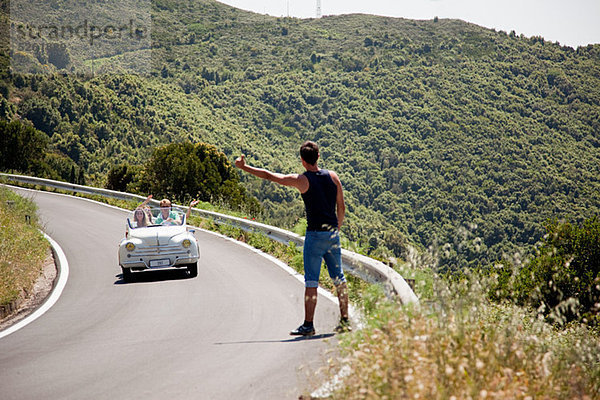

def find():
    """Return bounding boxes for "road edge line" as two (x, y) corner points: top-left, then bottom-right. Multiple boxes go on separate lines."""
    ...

(0, 232), (69, 340)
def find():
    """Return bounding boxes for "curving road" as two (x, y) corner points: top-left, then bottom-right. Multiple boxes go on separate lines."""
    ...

(0, 188), (340, 399)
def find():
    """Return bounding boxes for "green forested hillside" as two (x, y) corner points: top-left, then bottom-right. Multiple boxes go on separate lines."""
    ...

(2, 0), (600, 268)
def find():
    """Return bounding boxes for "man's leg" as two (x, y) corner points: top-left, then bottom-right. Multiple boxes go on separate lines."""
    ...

(323, 232), (347, 319)
(335, 282), (349, 320)
(290, 287), (318, 336)
(304, 287), (318, 323)
(323, 231), (351, 332)
(302, 232), (322, 325)
(290, 232), (323, 336)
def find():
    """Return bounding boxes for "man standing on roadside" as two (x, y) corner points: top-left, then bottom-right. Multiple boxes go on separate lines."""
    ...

(235, 141), (350, 336)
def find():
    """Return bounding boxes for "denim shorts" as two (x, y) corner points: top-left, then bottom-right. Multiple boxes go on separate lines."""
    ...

(303, 230), (346, 288)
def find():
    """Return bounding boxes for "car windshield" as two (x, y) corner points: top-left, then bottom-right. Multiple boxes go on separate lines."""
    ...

(128, 207), (185, 229)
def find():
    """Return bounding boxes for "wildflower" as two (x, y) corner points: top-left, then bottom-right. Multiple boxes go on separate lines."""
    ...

(541, 351), (552, 377)
(515, 349), (524, 359)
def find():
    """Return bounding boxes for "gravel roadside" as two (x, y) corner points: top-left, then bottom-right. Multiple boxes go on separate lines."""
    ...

(0, 250), (57, 331)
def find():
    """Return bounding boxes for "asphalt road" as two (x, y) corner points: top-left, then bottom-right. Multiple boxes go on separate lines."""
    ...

(0, 188), (340, 399)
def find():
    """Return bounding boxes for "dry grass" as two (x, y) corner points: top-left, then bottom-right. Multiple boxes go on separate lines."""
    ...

(0, 187), (49, 307)
(323, 271), (600, 399)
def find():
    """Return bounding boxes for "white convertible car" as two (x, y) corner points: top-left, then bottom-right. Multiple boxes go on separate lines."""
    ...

(118, 207), (199, 281)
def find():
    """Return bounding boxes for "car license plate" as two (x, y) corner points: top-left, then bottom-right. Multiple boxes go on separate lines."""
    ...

(149, 259), (170, 268)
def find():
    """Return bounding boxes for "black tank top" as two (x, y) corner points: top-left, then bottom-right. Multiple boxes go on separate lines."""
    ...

(301, 169), (338, 231)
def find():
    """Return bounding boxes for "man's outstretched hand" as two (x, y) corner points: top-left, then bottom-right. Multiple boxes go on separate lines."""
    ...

(235, 155), (246, 169)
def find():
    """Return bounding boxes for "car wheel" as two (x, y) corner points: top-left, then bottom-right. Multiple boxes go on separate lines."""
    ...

(122, 267), (133, 282)
(187, 262), (198, 278)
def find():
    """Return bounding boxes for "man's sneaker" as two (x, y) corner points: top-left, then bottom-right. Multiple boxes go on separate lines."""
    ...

(290, 324), (315, 336)
(334, 318), (352, 333)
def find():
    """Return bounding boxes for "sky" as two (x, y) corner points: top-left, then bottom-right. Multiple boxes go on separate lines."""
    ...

(217, 0), (600, 48)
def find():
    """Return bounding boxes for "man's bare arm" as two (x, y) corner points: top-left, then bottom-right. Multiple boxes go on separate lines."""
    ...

(235, 155), (309, 192)
(330, 171), (346, 229)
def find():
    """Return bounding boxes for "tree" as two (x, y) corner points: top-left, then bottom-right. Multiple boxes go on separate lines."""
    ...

(509, 217), (600, 326)
(0, 120), (48, 173)
(106, 163), (140, 192)
(38, 151), (80, 182)
(21, 97), (61, 136)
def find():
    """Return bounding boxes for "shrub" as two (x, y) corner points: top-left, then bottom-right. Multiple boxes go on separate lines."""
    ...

(507, 217), (600, 326)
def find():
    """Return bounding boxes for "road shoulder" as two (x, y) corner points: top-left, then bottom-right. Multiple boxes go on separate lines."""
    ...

(0, 250), (56, 330)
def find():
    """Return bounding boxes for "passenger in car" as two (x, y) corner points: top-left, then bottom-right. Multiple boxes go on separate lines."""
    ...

(133, 207), (150, 228)
(155, 198), (181, 225)
(138, 194), (154, 222)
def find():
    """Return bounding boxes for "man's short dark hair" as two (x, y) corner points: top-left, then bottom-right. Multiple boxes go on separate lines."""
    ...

(300, 141), (319, 165)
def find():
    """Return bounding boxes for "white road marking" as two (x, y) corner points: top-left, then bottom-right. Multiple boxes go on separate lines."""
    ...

(0, 232), (69, 340)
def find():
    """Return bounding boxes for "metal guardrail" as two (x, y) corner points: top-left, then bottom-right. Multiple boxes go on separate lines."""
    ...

(1, 173), (419, 305)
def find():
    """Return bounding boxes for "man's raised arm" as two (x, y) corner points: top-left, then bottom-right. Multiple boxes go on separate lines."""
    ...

(235, 155), (308, 192)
